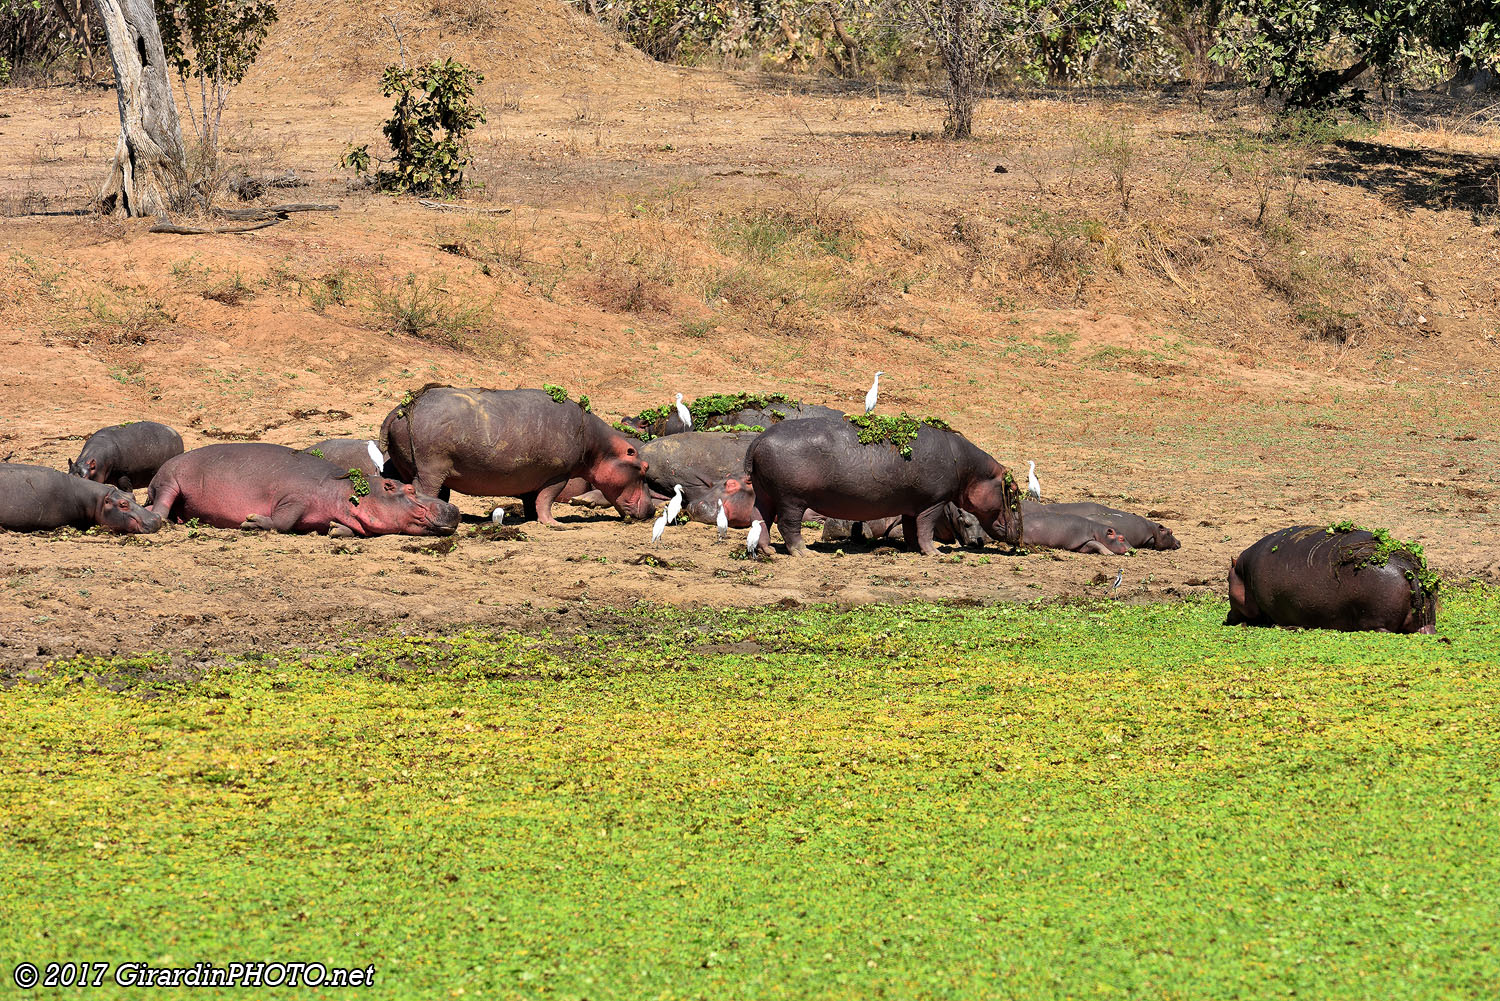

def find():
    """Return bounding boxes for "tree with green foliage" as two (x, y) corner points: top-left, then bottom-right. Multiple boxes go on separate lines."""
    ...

(1214, 0), (1499, 110)
(157, 0), (278, 185)
(341, 58), (487, 196)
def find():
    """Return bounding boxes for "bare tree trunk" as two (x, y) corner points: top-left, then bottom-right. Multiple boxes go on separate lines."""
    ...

(93, 0), (188, 216)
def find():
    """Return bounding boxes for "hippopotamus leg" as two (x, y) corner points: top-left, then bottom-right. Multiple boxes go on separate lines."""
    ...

(778, 501), (811, 556)
(241, 497), (309, 532)
(1225, 556), (1258, 625)
(534, 479), (571, 526)
(911, 502), (952, 555)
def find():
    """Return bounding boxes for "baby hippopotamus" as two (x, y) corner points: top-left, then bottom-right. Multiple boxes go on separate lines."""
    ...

(1227, 525), (1437, 633)
(147, 443), (459, 536)
(1, 463), (162, 533)
(1021, 508), (1131, 554)
(70, 420), (184, 491)
(1029, 501), (1180, 550)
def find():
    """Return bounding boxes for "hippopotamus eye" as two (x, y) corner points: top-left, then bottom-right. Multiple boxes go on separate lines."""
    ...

(626, 447), (636, 456)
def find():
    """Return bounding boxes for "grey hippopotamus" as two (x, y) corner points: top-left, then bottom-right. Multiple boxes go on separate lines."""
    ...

(1021, 508), (1131, 554)
(1227, 525), (1437, 633)
(1031, 501), (1180, 550)
(1, 463), (163, 533)
(300, 438), (389, 480)
(745, 417), (1023, 556)
(382, 386), (652, 524)
(147, 443), (459, 536)
(618, 394), (844, 440)
(640, 431), (760, 525)
(69, 420), (184, 491)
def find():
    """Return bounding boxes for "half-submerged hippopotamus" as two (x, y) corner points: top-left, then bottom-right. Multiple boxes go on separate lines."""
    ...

(1032, 501), (1180, 550)
(1, 463), (163, 533)
(147, 443), (459, 536)
(1227, 524), (1437, 633)
(639, 431), (761, 526)
(1021, 508), (1131, 554)
(69, 420), (184, 491)
(300, 439), (389, 479)
(617, 394), (845, 440)
(744, 417), (1023, 556)
(382, 386), (651, 524)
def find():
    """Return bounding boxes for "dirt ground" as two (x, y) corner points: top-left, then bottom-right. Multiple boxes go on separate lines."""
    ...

(0, 1), (1496, 665)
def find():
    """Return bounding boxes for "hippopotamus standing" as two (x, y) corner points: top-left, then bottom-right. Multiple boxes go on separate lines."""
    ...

(1031, 501), (1180, 550)
(618, 395), (845, 440)
(300, 439), (389, 480)
(382, 386), (651, 524)
(69, 421), (184, 491)
(1227, 525), (1437, 633)
(147, 443), (459, 536)
(1021, 508), (1131, 554)
(744, 417), (1023, 556)
(1, 463), (162, 533)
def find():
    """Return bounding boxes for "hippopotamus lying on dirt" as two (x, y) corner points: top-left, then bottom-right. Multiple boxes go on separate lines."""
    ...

(745, 417), (1023, 556)
(382, 386), (651, 524)
(1021, 508), (1131, 554)
(1, 463), (163, 533)
(823, 504), (987, 547)
(69, 421), (184, 491)
(300, 439), (388, 479)
(1227, 525), (1437, 633)
(618, 395), (845, 439)
(147, 443), (459, 536)
(1031, 501), (1180, 550)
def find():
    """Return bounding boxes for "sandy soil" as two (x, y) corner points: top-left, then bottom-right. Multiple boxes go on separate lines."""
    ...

(0, 1), (1496, 664)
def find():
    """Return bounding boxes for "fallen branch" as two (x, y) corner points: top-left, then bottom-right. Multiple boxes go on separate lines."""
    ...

(148, 203), (340, 235)
(418, 199), (511, 215)
(149, 217), (285, 235)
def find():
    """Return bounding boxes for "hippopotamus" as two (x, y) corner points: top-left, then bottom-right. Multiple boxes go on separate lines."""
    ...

(1021, 508), (1131, 554)
(300, 439), (389, 479)
(745, 417), (1023, 556)
(1030, 501), (1180, 550)
(637, 431), (761, 525)
(1227, 525), (1437, 633)
(824, 504), (987, 547)
(1, 463), (163, 533)
(618, 395), (845, 440)
(382, 386), (651, 524)
(69, 420), (184, 491)
(147, 443), (459, 536)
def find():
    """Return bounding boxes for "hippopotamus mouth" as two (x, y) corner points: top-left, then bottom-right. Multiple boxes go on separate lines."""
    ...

(421, 501), (461, 536)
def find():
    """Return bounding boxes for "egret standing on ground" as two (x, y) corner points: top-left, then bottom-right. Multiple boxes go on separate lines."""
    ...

(746, 519), (764, 557)
(715, 498), (729, 542)
(864, 372), (883, 414)
(651, 508), (669, 546)
(675, 393), (693, 429)
(491, 507), (505, 525)
(665, 484), (684, 524)
(1027, 460), (1042, 502)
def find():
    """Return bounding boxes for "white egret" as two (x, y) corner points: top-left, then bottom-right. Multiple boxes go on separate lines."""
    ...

(715, 498), (729, 542)
(665, 484), (684, 523)
(864, 372), (883, 414)
(675, 393), (692, 428)
(746, 519), (764, 557)
(366, 440), (384, 472)
(491, 507), (505, 525)
(651, 508), (669, 545)
(1027, 460), (1042, 502)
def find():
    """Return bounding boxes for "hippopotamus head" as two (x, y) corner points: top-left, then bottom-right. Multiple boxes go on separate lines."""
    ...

(354, 478), (461, 536)
(95, 485), (163, 534)
(962, 466), (1024, 545)
(614, 416), (651, 439)
(687, 476), (756, 528)
(69, 456), (102, 482)
(1098, 525), (1132, 555)
(589, 437), (652, 520)
(1152, 523), (1181, 550)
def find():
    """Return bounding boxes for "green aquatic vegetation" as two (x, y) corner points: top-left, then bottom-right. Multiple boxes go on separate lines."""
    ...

(1326, 520), (1439, 595)
(631, 392), (799, 432)
(542, 384), (590, 412)
(5, 591), (1499, 999)
(699, 423), (764, 434)
(846, 412), (956, 458)
(344, 468), (371, 504)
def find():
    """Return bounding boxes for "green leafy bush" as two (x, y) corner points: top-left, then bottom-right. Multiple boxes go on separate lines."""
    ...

(342, 59), (486, 196)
